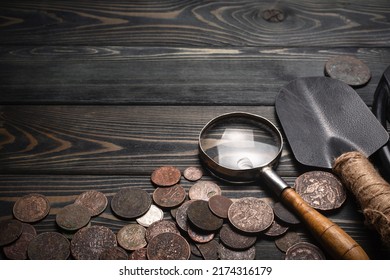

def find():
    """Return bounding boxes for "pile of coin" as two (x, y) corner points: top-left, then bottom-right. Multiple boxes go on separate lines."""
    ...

(0, 166), (347, 260)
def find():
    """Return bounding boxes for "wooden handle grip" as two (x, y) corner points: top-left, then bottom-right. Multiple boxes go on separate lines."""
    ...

(280, 188), (369, 260)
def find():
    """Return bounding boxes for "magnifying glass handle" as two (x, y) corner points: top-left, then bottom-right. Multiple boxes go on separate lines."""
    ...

(280, 187), (369, 260)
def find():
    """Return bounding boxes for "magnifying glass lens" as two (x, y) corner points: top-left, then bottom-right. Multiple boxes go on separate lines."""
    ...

(199, 116), (281, 170)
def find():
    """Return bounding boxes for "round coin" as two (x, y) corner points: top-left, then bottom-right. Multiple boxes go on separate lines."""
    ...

(13, 193), (50, 223)
(219, 224), (257, 250)
(117, 224), (147, 251)
(218, 243), (256, 260)
(183, 166), (203, 181)
(147, 232), (190, 260)
(208, 195), (233, 219)
(294, 171), (347, 211)
(188, 181), (221, 201)
(111, 187), (152, 219)
(187, 200), (223, 231)
(56, 204), (91, 231)
(145, 220), (180, 242)
(285, 242), (326, 260)
(136, 204), (164, 227)
(273, 202), (300, 225)
(99, 246), (128, 260)
(151, 166), (181, 187)
(153, 184), (186, 208)
(187, 225), (215, 243)
(74, 190), (108, 216)
(28, 232), (70, 260)
(129, 248), (148, 260)
(324, 55), (371, 86)
(71, 226), (117, 260)
(196, 240), (219, 260)
(3, 223), (37, 260)
(228, 197), (274, 233)
(175, 200), (194, 232)
(275, 231), (301, 253)
(263, 219), (289, 237)
(0, 219), (23, 246)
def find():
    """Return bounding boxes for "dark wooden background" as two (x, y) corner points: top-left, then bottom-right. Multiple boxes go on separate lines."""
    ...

(1, 0), (390, 260)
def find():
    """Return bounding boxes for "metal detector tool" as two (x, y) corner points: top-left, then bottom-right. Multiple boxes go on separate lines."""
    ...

(199, 112), (369, 260)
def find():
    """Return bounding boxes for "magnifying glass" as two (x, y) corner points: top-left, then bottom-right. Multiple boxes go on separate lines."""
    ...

(199, 112), (369, 260)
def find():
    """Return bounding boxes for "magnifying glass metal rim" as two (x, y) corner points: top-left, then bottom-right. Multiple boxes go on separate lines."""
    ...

(198, 111), (284, 184)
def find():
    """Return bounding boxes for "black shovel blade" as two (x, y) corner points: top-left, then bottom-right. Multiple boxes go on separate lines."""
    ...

(275, 77), (389, 169)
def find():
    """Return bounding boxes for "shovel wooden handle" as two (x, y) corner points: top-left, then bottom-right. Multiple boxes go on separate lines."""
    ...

(280, 187), (369, 260)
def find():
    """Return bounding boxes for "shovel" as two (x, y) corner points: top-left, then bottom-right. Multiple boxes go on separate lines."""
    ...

(275, 77), (390, 249)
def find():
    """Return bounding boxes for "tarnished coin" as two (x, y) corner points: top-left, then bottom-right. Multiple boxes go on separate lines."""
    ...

(189, 181), (221, 201)
(273, 202), (300, 225)
(0, 219), (23, 246)
(187, 200), (223, 231)
(218, 243), (256, 260)
(99, 246), (128, 260)
(275, 231), (301, 252)
(117, 224), (147, 251)
(263, 219), (289, 237)
(228, 197), (274, 233)
(325, 55), (371, 86)
(285, 242), (325, 260)
(28, 232), (70, 260)
(136, 204), (164, 227)
(147, 232), (190, 260)
(3, 223), (37, 260)
(129, 248), (148, 260)
(190, 242), (202, 257)
(145, 220), (180, 242)
(183, 166), (203, 181)
(111, 187), (152, 219)
(71, 226), (117, 260)
(153, 184), (186, 208)
(175, 200), (194, 232)
(208, 195), (233, 219)
(187, 225), (215, 243)
(151, 166), (181, 187)
(219, 224), (257, 250)
(13, 193), (50, 223)
(74, 190), (108, 216)
(56, 204), (91, 231)
(196, 239), (219, 260)
(294, 171), (347, 211)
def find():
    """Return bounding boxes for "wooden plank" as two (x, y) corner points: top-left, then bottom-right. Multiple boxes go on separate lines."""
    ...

(0, 0), (389, 47)
(0, 174), (388, 259)
(0, 46), (389, 105)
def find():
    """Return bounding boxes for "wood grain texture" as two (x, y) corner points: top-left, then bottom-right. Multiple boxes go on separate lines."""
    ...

(0, 0), (389, 47)
(1, 46), (389, 105)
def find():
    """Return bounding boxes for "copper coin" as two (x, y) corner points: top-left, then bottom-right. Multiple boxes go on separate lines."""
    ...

(187, 200), (223, 231)
(275, 231), (301, 252)
(183, 166), (203, 181)
(136, 204), (164, 227)
(218, 243), (256, 260)
(219, 224), (257, 250)
(99, 246), (128, 260)
(187, 225), (215, 243)
(273, 202), (300, 225)
(175, 200), (194, 232)
(263, 219), (289, 237)
(188, 181), (221, 201)
(60, 221), (91, 240)
(56, 204), (91, 231)
(228, 197), (274, 233)
(208, 195), (233, 218)
(196, 239), (219, 260)
(111, 187), (152, 219)
(190, 242), (202, 257)
(147, 232), (190, 260)
(153, 184), (186, 208)
(151, 166), (181, 187)
(294, 171), (347, 211)
(74, 190), (108, 216)
(285, 242), (325, 260)
(117, 224), (147, 251)
(71, 225), (117, 260)
(325, 55), (371, 86)
(3, 223), (37, 260)
(13, 193), (50, 223)
(145, 219), (180, 242)
(0, 219), (23, 246)
(28, 232), (70, 260)
(129, 248), (148, 260)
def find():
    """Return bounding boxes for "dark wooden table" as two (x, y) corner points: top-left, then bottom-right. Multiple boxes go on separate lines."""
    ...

(1, 0), (390, 260)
